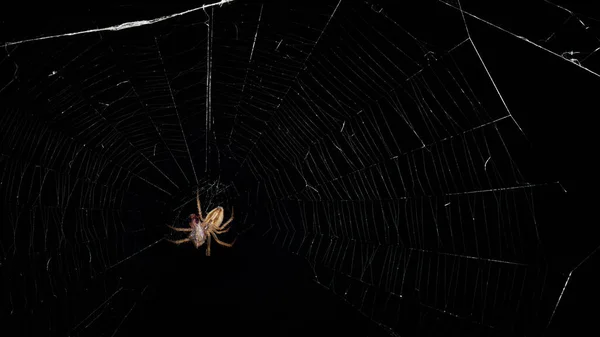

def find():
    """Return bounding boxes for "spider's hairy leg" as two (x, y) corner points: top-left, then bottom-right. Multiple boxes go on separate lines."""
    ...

(215, 226), (230, 234)
(167, 225), (192, 232)
(205, 235), (212, 256)
(210, 232), (236, 247)
(167, 238), (191, 245)
(196, 188), (205, 221)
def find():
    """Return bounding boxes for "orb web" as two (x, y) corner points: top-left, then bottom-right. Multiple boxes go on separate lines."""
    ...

(1, 1), (598, 336)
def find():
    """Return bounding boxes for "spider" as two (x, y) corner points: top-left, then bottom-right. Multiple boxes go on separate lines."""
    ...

(167, 189), (235, 256)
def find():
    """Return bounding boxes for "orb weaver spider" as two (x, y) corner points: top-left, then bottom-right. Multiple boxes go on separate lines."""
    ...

(167, 189), (236, 256)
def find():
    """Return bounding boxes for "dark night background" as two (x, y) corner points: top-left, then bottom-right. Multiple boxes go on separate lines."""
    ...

(1, 1), (598, 336)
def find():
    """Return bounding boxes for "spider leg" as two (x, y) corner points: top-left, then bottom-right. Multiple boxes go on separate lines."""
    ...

(167, 225), (192, 232)
(215, 226), (230, 234)
(167, 238), (191, 245)
(216, 222), (232, 231)
(196, 188), (205, 221)
(210, 232), (236, 247)
(205, 234), (212, 256)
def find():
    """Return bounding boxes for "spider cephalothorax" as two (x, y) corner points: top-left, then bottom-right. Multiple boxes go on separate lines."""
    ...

(167, 189), (235, 256)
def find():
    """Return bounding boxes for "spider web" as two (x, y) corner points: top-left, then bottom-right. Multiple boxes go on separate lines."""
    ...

(1, 0), (599, 336)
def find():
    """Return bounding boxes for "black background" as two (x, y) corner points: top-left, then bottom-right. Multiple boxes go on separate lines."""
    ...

(1, 1), (599, 336)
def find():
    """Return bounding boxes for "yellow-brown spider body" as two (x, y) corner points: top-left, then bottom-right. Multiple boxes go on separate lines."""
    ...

(167, 190), (235, 256)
